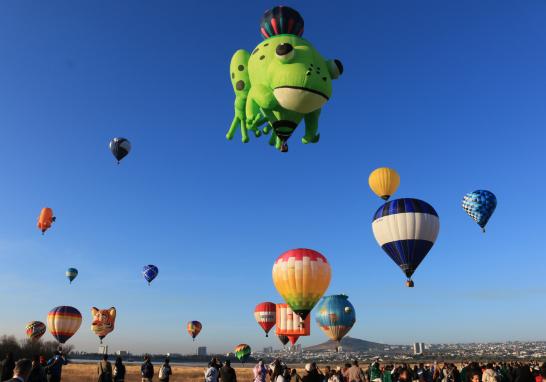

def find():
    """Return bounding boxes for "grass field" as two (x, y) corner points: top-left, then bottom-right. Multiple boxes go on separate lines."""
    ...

(61, 363), (257, 382)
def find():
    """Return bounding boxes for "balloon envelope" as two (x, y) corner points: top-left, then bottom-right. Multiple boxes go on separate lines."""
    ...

(37, 208), (55, 234)
(91, 307), (116, 342)
(277, 334), (289, 346)
(369, 167), (400, 200)
(315, 294), (356, 342)
(26, 321), (46, 341)
(372, 198), (439, 284)
(47, 306), (82, 344)
(234, 344), (251, 363)
(462, 190), (497, 232)
(275, 303), (310, 337)
(187, 321), (202, 340)
(66, 268), (78, 284)
(142, 265), (158, 285)
(272, 248), (331, 319)
(254, 302), (276, 336)
(109, 137), (131, 163)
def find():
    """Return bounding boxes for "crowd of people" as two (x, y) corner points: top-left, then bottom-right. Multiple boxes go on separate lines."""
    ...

(2, 352), (546, 382)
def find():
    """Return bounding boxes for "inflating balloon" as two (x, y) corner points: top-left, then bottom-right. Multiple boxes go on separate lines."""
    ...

(277, 334), (289, 346)
(91, 307), (116, 343)
(275, 303), (310, 339)
(369, 168), (400, 201)
(66, 268), (78, 284)
(187, 321), (202, 341)
(37, 208), (55, 235)
(315, 295), (356, 349)
(234, 344), (251, 364)
(272, 248), (331, 319)
(109, 137), (131, 164)
(47, 306), (82, 344)
(462, 190), (497, 232)
(372, 198), (440, 287)
(226, 6), (343, 152)
(26, 321), (46, 341)
(142, 265), (158, 285)
(254, 302), (276, 337)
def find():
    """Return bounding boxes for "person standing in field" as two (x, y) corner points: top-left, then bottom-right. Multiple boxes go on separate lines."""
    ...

(113, 357), (125, 382)
(205, 361), (219, 382)
(0, 352), (15, 382)
(219, 360), (237, 382)
(45, 351), (67, 382)
(347, 360), (364, 382)
(28, 355), (46, 382)
(97, 354), (113, 382)
(158, 358), (172, 382)
(5, 359), (33, 382)
(141, 356), (154, 382)
(253, 360), (267, 382)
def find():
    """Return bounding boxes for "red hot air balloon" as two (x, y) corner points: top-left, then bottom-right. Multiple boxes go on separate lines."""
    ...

(254, 302), (276, 337)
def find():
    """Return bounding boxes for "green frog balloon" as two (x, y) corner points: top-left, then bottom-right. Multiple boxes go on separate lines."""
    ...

(226, 6), (343, 152)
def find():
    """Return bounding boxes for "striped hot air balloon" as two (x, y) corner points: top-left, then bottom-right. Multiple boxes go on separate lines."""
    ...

(187, 321), (202, 341)
(254, 302), (276, 337)
(315, 295), (356, 348)
(259, 6), (304, 39)
(47, 306), (82, 344)
(234, 344), (251, 364)
(372, 198), (440, 287)
(272, 249), (331, 320)
(26, 321), (46, 341)
(275, 303), (310, 340)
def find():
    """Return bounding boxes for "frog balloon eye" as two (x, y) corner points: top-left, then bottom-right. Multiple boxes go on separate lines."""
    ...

(344, 306), (352, 314)
(276, 43), (295, 62)
(327, 59), (344, 79)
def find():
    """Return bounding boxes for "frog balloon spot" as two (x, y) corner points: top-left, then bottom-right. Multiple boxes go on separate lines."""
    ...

(236, 80), (245, 91)
(238, 65), (244, 71)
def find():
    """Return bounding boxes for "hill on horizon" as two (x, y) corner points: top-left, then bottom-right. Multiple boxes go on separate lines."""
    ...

(305, 337), (390, 352)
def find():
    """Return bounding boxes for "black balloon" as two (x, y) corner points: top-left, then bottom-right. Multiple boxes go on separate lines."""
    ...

(109, 137), (131, 163)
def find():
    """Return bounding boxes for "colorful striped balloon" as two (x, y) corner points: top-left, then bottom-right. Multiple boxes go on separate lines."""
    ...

(187, 321), (202, 341)
(272, 248), (331, 320)
(315, 294), (356, 343)
(254, 302), (276, 337)
(275, 303), (310, 336)
(47, 306), (82, 344)
(234, 344), (251, 364)
(26, 321), (46, 341)
(260, 6), (304, 39)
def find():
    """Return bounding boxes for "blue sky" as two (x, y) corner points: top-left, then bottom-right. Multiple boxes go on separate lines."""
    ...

(0, 0), (545, 354)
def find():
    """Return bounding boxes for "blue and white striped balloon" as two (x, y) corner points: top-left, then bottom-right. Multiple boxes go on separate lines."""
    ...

(462, 190), (497, 232)
(66, 267), (78, 284)
(372, 198), (440, 286)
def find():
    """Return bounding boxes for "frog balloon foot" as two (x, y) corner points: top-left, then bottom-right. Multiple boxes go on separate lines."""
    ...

(302, 133), (320, 144)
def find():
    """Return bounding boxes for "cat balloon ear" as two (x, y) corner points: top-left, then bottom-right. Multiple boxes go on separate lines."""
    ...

(91, 307), (99, 315)
(109, 307), (117, 319)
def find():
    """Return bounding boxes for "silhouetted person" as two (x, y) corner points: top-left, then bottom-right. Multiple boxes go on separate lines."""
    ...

(219, 360), (237, 382)
(45, 351), (67, 382)
(113, 357), (125, 382)
(6, 359), (32, 382)
(97, 354), (113, 382)
(158, 358), (172, 382)
(28, 355), (46, 382)
(141, 356), (154, 382)
(1, 353), (15, 382)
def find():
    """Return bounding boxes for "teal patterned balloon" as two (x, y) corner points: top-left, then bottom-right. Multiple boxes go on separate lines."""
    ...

(66, 268), (78, 284)
(462, 190), (497, 232)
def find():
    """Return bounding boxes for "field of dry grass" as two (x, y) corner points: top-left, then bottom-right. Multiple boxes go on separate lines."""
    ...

(62, 363), (256, 382)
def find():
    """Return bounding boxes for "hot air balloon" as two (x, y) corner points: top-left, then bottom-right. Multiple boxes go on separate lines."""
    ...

(315, 294), (356, 350)
(26, 321), (46, 341)
(187, 321), (202, 341)
(109, 137), (131, 164)
(272, 249), (331, 319)
(66, 268), (78, 284)
(47, 306), (82, 344)
(287, 335), (301, 346)
(91, 307), (116, 343)
(462, 190), (497, 232)
(372, 198), (440, 287)
(254, 302), (276, 337)
(369, 167), (400, 201)
(234, 344), (251, 364)
(37, 208), (55, 235)
(275, 303), (310, 341)
(142, 265), (158, 285)
(277, 334), (289, 346)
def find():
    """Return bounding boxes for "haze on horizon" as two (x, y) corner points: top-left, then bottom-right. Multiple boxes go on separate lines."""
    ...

(0, 0), (545, 355)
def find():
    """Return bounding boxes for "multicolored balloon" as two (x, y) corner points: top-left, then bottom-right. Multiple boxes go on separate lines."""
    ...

(234, 344), (251, 364)
(37, 207), (55, 235)
(315, 294), (356, 345)
(142, 265), (158, 285)
(47, 306), (82, 344)
(254, 302), (276, 337)
(372, 198), (440, 287)
(187, 321), (202, 341)
(26, 321), (46, 341)
(91, 307), (116, 343)
(109, 137), (131, 164)
(462, 190), (497, 232)
(66, 268), (78, 284)
(369, 167), (400, 201)
(272, 249), (331, 319)
(277, 334), (289, 346)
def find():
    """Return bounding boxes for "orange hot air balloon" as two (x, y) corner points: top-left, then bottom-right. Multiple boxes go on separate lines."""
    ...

(37, 208), (56, 235)
(272, 248), (331, 320)
(254, 302), (276, 337)
(275, 303), (310, 337)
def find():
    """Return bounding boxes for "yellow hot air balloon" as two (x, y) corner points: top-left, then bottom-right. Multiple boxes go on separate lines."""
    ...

(272, 248), (331, 320)
(368, 167), (400, 200)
